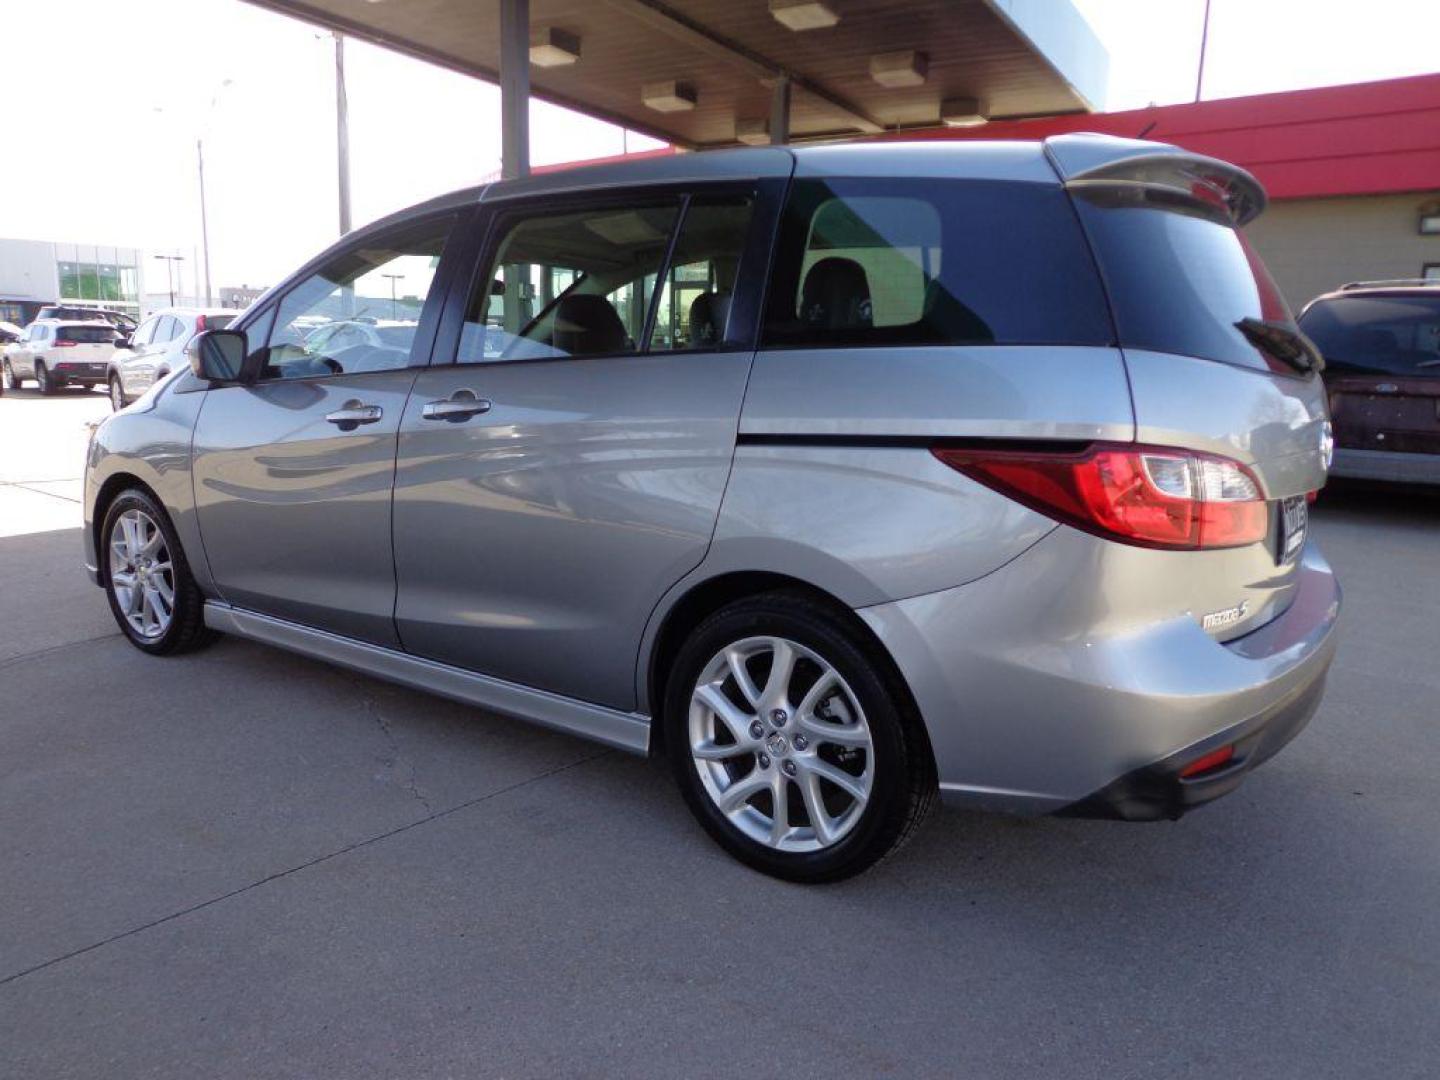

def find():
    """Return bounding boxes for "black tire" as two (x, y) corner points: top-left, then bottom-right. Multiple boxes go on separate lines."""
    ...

(100, 489), (215, 655)
(35, 361), (55, 395)
(108, 375), (126, 411)
(1, 359), (15, 391)
(664, 591), (936, 883)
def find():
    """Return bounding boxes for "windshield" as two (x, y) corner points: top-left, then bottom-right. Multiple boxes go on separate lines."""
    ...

(1072, 189), (1299, 374)
(1299, 295), (1440, 377)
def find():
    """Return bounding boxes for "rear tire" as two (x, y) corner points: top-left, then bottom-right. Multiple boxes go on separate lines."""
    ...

(35, 362), (54, 395)
(101, 490), (215, 655)
(664, 591), (936, 883)
(0, 359), (13, 391)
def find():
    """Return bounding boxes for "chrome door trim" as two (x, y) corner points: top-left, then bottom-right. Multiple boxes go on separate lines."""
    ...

(203, 601), (651, 754)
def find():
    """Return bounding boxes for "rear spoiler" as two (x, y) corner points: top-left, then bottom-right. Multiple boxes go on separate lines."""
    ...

(1044, 135), (1267, 227)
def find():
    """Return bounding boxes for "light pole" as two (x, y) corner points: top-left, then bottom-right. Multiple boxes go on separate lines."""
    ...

(381, 273), (402, 319)
(153, 254), (185, 308)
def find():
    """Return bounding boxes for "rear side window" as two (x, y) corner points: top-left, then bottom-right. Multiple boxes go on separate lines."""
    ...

(1300, 295), (1440, 377)
(57, 325), (115, 344)
(762, 178), (1111, 349)
(1072, 190), (1296, 373)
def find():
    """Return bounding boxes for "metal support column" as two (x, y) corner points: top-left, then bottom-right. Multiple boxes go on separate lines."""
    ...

(334, 31), (352, 235)
(499, 0), (531, 179)
(769, 76), (791, 146)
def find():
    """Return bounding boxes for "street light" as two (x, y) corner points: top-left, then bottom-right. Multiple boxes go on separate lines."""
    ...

(153, 254), (185, 308)
(381, 273), (403, 319)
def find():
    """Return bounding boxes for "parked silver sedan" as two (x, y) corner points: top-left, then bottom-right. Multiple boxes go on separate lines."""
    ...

(106, 308), (236, 410)
(81, 137), (1340, 881)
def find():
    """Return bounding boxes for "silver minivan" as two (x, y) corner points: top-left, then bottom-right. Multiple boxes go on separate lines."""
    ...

(83, 137), (1340, 882)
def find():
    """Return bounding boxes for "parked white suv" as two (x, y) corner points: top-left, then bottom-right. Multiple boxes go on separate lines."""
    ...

(107, 308), (236, 410)
(2, 320), (119, 394)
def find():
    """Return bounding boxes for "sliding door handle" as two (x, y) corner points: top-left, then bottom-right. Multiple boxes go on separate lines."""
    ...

(422, 389), (492, 422)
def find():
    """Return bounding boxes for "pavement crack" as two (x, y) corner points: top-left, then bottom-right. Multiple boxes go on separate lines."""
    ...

(362, 694), (433, 814)
(0, 632), (121, 670)
(0, 748), (612, 989)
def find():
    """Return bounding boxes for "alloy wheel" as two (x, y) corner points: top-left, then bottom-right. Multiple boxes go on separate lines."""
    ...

(108, 508), (175, 639)
(688, 635), (874, 853)
(1, 360), (14, 390)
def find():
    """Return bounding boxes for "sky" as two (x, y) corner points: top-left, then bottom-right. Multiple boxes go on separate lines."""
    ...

(0, 0), (1437, 299)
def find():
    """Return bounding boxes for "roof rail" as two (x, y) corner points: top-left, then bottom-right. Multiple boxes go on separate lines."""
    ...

(1339, 278), (1439, 290)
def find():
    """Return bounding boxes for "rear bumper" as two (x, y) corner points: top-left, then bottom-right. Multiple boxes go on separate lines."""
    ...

(1331, 447), (1440, 485)
(859, 535), (1341, 816)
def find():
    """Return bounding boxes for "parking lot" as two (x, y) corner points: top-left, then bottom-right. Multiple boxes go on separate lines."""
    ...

(1, 385), (1437, 1078)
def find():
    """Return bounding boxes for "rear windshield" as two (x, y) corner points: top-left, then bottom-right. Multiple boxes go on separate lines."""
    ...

(1072, 190), (1296, 374)
(57, 325), (116, 344)
(1299, 295), (1440, 377)
(204, 314), (236, 331)
(762, 178), (1112, 349)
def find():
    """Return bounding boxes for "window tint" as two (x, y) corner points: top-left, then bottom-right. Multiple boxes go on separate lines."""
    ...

(457, 200), (680, 363)
(263, 213), (454, 380)
(762, 178), (1111, 349)
(57, 325), (115, 344)
(1300, 295), (1440, 378)
(157, 316), (182, 343)
(1072, 189), (1295, 373)
(647, 196), (754, 350)
(132, 317), (159, 346)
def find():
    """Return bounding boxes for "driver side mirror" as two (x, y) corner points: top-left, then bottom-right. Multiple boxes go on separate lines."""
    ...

(187, 328), (253, 384)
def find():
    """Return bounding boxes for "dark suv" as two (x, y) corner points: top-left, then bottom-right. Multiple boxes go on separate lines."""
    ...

(1299, 282), (1440, 484)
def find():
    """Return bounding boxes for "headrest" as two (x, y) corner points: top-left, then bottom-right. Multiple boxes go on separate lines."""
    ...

(551, 294), (628, 356)
(688, 291), (732, 347)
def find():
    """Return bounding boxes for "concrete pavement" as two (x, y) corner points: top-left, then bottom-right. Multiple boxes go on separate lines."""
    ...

(1, 386), (1437, 1078)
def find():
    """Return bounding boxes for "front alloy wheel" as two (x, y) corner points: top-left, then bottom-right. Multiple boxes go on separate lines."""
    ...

(100, 490), (213, 655)
(109, 508), (175, 640)
(109, 376), (125, 411)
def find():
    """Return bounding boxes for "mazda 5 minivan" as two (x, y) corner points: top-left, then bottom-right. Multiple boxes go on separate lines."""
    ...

(83, 136), (1340, 882)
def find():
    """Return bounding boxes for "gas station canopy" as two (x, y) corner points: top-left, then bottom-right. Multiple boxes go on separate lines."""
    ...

(244, 0), (1108, 149)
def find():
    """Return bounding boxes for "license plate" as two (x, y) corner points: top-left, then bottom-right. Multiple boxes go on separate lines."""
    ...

(1279, 495), (1307, 563)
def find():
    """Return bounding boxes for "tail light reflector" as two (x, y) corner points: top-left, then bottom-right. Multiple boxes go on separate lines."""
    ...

(53, 339), (77, 347)
(1179, 745), (1235, 779)
(934, 442), (1268, 550)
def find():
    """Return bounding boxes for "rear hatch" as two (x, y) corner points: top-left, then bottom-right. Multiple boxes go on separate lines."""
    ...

(1300, 292), (1440, 456)
(53, 323), (118, 373)
(1048, 135), (1330, 640)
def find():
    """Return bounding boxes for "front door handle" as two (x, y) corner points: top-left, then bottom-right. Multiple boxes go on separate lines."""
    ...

(325, 402), (384, 430)
(421, 389), (492, 422)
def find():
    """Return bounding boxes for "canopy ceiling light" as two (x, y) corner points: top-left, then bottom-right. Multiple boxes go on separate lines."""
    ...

(642, 81), (698, 113)
(735, 118), (771, 146)
(941, 96), (988, 127)
(769, 0), (840, 31)
(870, 51), (928, 88)
(530, 27), (581, 68)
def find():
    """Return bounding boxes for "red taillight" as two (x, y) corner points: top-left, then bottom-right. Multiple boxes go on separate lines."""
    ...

(196, 314), (207, 333)
(1179, 745), (1235, 779)
(934, 442), (1268, 550)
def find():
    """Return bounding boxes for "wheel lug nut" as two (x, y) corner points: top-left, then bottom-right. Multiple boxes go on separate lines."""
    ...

(792, 734), (808, 751)
(770, 709), (787, 727)
(749, 720), (765, 739)
(758, 753), (771, 769)
(782, 760), (797, 777)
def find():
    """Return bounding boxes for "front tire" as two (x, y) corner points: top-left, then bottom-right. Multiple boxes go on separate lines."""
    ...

(664, 592), (936, 883)
(109, 375), (126, 411)
(35, 361), (54, 395)
(101, 490), (214, 655)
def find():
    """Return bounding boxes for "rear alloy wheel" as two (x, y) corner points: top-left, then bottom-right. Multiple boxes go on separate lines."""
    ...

(102, 490), (214, 655)
(109, 375), (126, 411)
(1, 359), (15, 391)
(666, 593), (935, 883)
(35, 361), (54, 395)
